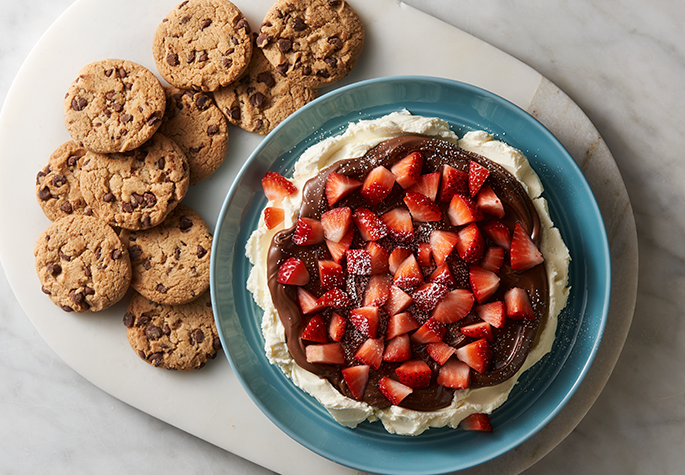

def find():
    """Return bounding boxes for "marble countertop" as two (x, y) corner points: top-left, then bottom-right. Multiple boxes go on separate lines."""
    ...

(1, 0), (681, 473)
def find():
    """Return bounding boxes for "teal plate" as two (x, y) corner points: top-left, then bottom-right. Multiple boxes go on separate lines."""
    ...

(210, 77), (611, 475)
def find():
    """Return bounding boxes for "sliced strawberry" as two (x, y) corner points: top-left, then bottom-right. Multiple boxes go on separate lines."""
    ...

(354, 337), (384, 369)
(407, 172), (440, 201)
(301, 314), (328, 343)
(390, 151), (423, 189)
(481, 246), (505, 273)
(361, 166), (395, 206)
(426, 341), (457, 365)
(460, 413), (493, 432)
(384, 286), (414, 317)
(437, 358), (471, 389)
(277, 257), (310, 286)
(429, 230), (459, 266)
(342, 365), (370, 400)
(297, 287), (325, 314)
(346, 249), (372, 275)
(476, 185), (505, 218)
(380, 208), (414, 243)
(349, 306), (380, 338)
(386, 311), (420, 339)
(389, 247), (413, 274)
(468, 161), (490, 197)
(383, 334), (411, 362)
(448, 193), (484, 226)
(316, 288), (351, 307)
(366, 241), (390, 274)
(417, 242), (433, 267)
(431, 288), (474, 324)
(510, 222), (544, 272)
(352, 207), (388, 241)
(396, 359), (431, 389)
(475, 301), (506, 328)
(504, 287), (535, 320)
(325, 172), (362, 207)
(460, 321), (493, 341)
(262, 171), (297, 201)
(457, 223), (485, 264)
(305, 343), (345, 365)
(363, 274), (392, 307)
(318, 259), (344, 290)
(455, 338), (491, 373)
(412, 283), (449, 312)
(328, 312), (347, 342)
(263, 206), (285, 229)
(403, 192), (442, 222)
(320, 206), (352, 243)
(326, 228), (354, 263)
(292, 217), (324, 246)
(378, 376), (413, 405)
(482, 220), (512, 249)
(393, 254), (424, 290)
(411, 317), (447, 344)
(469, 265), (500, 304)
(439, 165), (468, 202)
(428, 262), (457, 287)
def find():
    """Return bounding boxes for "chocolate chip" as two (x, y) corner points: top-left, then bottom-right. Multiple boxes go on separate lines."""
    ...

(47, 262), (62, 276)
(201, 18), (212, 29)
(198, 52), (209, 62)
(236, 18), (250, 33)
(60, 305), (74, 312)
(302, 64), (312, 76)
(276, 63), (289, 76)
(174, 248), (181, 260)
(84, 267), (91, 278)
(255, 119), (264, 130)
(207, 124), (219, 135)
(131, 193), (144, 207)
(117, 67), (127, 78)
(146, 324), (163, 340)
(223, 48), (235, 56)
(60, 201), (73, 214)
(277, 38), (292, 53)
(122, 202), (133, 213)
(111, 249), (122, 260)
(250, 92), (266, 108)
(106, 91), (116, 101)
(227, 106), (240, 120)
(166, 53), (179, 66)
(147, 115), (161, 127)
(179, 216), (193, 231)
(328, 37), (343, 50)
(70, 289), (85, 305)
(143, 259), (151, 270)
(128, 245), (143, 261)
(213, 336), (222, 351)
(119, 113), (132, 124)
(328, 0), (343, 6)
(163, 324), (171, 336)
(156, 283), (167, 293)
(36, 170), (46, 185)
(189, 146), (202, 154)
(187, 50), (196, 63)
(256, 33), (270, 48)
(195, 94), (210, 109)
(316, 69), (330, 78)
(103, 192), (115, 203)
(157, 157), (165, 169)
(52, 174), (66, 187)
(123, 311), (135, 328)
(105, 69), (114, 77)
(71, 97), (88, 111)
(38, 187), (52, 201)
(84, 286), (95, 296)
(113, 103), (123, 113)
(142, 215), (152, 228)
(67, 154), (80, 168)
(221, 57), (233, 69)
(257, 72), (275, 87)
(59, 250), (71, 261)
(292, 17), (306, 31)
(144, 192), (157, 208)
(148, 352), (163, 366)
(192, 329), (205, 344)
(325, 57), (338, 68)
(197, 245), (207, 258)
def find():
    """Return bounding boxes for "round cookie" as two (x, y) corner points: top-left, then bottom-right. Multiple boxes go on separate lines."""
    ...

(158, 87), (229, 185)
(35, 141), (95, 221)
(64, 59), (166, 153)
(122, 204), (212, 305)
(213, 48), (317, 135)
(34, 214), (131, 313)
(153, 0), (254, 92)
(79, 133), (190, 230)
(256, 0), (364, 89)
(123, 290), (221, 370)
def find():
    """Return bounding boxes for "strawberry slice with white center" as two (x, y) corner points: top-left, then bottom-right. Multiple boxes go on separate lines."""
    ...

(429, 229), (459, 266)
(361, 166), (396, 206)
(390, 151), (424, 189)
(448, 193), (484, 226)
(346, 249), (372, 275)
(316, 288), (351, 307)
(396, 359), (432, 389)
(380, 208), (414, 243)
(325, 172), (362, 207)
(426, 341), (457, 365)
(481, 246), (505, 273)
(482, 220), (512, 249)
(386, 311), (420, 339)
(318, 259), (344, 290)
(363, 274), (392, 307)
(437, 358), (471, 389)
(263, 206), (285, 229)
(366, 241), (390, 274)
(354, 337), (384, 369)
(378, 376), (413, 405)
(510, 222), (544, 272)
(383, 334), (411, 362)
(277, 257), (310, 286)
(403, 192), (442, 222)
(417, 242), (433, 267)
(262, 171), (297, 201)
(457, 223), (485, 263)
(349, 306), (380, 338)
(504, 287), (535, 320)
(456, 338), (491, 373)
(412, 283), (449, 312)
(428, 262), (457, 287)
(384, 286), (414, 317)
(342, 365), (370, 400)
(407, 172), (440, 201)
(389, 247), (413, 274)
(393, 254), (424, 290)
(301, 314), (328, 343)
(459, 413), (493, 432)
(431, 288), (474, 324)
(439, 165), (468, 202)
(292, 217), (324, 246)
(305, 343), (345, 365)
(468, 161), (490, 197)
(460, 321), (493, 341)
(469, 265), (500, 304)
(297, 287), (325, 314)
(325, 228), (354, 263)
(352, 207), (388, 241)
(475, 300), (506, 328)
(328, 312), (347, 342)
(411, 317), (447, 344)
(320, 206), (352, 243)
(476, 185), (505, 218)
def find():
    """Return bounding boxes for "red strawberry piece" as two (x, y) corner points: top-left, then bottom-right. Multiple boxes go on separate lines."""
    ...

(455, 338), (491, 373)
(426, 341), (457, 365)
(411, 317), (447, 344)
(460, 413), (493, 432)
(263, 206), (285, 229)
(316, 288), (351, 307)
(301, 314), (328, 343)
(342, 365), (370, 400)
(366, 241), (390, 274)
(380, 208), (414, 243)
(469, 265), (500, 304)
(277, 257), (310, 286)
(403, 192), (442, 222)
(261, 171), (297, 201)
(482, 220), (512, 249)
(439, 165), (468, 202)
(389, 247), (413, 274)
(448, 193), (484, 226)
(320, 206), (352, 243)
(305, 342), (345, 365)
(378, 376), (413, 405)
(504, 287), (535, 320)
(325, 172), (362, 207)
(326, 228), (354, 263)
(390, 151), (423, 189)
(384, 286), (414, 317)
(292, 217), (324, 246)
(415, 242), (431, 267)
(352, 207), (388, 241)
(510, 222), (544, 272)
(457, 223), (486, 263)
(431, 288), (474, 324)
(349, 306), (380, 338)
(396, 359), (432, 389)
(363, 274), (392, 307)
(386, 311), (420, 339)
(407, 172), (440, 201)
(429, 229), (459, 266)
(460, 321), (493, 341)
(481, 246), (505, 273)
(346, 249), (372, 275)
(318, 259), (345, 290)
(468, 161), (490, 197)
(297, 287), (325, 314)
(437, 358), (471, 389)
(475, 300), (506, 328)
(328, 312), (347, 342)
(383, 334), (411, 362)
(393, 254), (424, 290)
(412, 283), (449, 312)
(428, 262), (457, 287)
(361, 166), (396, 206)
(476, 185), (505, 218)
(354, 337), (384, 369)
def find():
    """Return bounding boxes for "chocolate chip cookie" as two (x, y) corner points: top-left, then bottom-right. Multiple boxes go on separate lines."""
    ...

(63, 59), (166, 153)
(213, 48), (316, 134)
(256, 0), (364, 89)
(123, 290), (221, 370)
(153, 0), (254, 92)
(79, 133), (190, 230)
(34, 214), (132, 313)
(158, 87), (229, 185)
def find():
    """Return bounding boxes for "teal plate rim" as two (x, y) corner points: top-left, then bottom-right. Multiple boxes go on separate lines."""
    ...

(210, 76), (611, 475)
